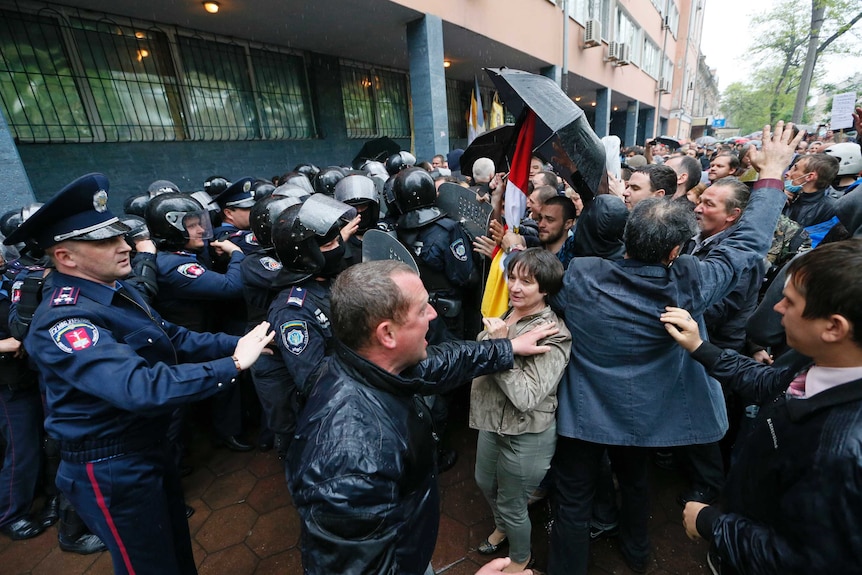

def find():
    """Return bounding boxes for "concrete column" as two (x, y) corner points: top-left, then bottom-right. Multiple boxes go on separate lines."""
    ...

(642, 108), (656, 140)
(594, 88), (612, 138)
(407, 15), (448, 161)
(541, 65), (561, 87)
(0, 109), (35, 211)
(625, 100), (640, 147)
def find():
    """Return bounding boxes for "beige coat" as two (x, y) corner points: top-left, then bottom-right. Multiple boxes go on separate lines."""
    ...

(469, 305), (571, 435)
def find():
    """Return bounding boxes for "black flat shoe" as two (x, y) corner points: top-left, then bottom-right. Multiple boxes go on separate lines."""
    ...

(0, 517), (46, 541)
(214, 435), (254, 452)
(59, 532), (107, 554)
(477, 535), (508, 555)
(185, 505), (195, 519)
(40, 495), (61, 528)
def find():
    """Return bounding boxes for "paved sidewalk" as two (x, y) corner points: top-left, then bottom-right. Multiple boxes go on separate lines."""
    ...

(0, 406), (711, 574)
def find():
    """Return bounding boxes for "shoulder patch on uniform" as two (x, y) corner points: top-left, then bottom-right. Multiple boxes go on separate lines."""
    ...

(449, 237), (468, 262)
(49, 318), (100, 353)
(245, 233), (259, 246)
(259, 256), (282, 272)
(176, 262), (206, 278)
(286, 286), (306, 308)
(10, 280), (23, 303)
(50, 286), (80, 307)
(280, 320), (308, 355)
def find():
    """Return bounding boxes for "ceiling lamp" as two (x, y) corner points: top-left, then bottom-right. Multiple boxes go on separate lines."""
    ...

(203, 1), (220, 14)
(443, 60), (451, 68)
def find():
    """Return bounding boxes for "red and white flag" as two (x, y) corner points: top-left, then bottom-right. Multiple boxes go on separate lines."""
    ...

(504, 110), (536, 232)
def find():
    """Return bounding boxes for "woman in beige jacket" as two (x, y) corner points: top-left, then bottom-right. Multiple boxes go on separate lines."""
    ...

(470, 248), (572, 572)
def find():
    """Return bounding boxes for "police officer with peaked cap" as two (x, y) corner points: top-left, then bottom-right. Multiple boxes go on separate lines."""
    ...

(213, 177), (260, 256)
(4, 173), (274, 574)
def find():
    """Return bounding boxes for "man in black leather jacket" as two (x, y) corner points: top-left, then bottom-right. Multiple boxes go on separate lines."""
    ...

(660, 239), (862, 574)
(286, 260), (556, 575)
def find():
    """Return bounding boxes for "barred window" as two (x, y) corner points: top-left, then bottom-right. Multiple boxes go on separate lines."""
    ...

(178, 36), (258, 141)
(340, 63), (409, 139)
(71, 19), (184, 142)
(0, 7), (316, 143)
(0, 9), (91, 142)
(251, 49), (315, 139)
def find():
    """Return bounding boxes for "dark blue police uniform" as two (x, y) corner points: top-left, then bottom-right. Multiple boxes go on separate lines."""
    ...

(4, 173), (244, 574)
(0, 273), (43, 534)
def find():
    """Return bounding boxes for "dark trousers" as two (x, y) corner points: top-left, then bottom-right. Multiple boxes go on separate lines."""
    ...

(549, 437), (650, 575)
(0, 386), (42, 527)
(676, 441), (724, 493)
(56, 443), (195, 575)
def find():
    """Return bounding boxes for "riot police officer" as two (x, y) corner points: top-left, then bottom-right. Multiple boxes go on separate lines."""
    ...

(257, 194), (356, 458)
(3, 173), (273, 574)
(213, 177), (260, 256)
(334, 173), (380, 267)
(147, 193), (252, 452)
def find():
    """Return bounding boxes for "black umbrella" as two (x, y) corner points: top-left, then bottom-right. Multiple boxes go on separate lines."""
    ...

(650, 136), (681, 150)
(351, 137), (401, 170)
(460, 124), (516, 178)
(485, 68), (607, 202)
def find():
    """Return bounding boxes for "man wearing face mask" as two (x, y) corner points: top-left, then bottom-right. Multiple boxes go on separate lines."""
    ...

(263, 194), (356, 431)
(781, 153), (840, 228)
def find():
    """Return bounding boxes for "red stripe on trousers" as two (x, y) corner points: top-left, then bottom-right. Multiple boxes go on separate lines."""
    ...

(86, 462), (136, 575)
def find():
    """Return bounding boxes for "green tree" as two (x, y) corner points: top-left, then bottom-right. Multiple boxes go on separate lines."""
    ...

(720, 0), (861, 126)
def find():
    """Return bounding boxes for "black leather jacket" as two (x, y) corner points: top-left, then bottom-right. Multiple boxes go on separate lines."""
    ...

(691, 343), (862, 574)
(286, 339), (514, 575)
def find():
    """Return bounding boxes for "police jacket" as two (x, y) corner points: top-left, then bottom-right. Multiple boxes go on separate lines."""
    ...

(240, 252), (282, 325)
(25, 272), (239, 457)
(153, 249), (244, 331)
(399, 217), (473, 295)
(782, 188), (837, 228)
(287, 338), (515, 575)
(690, 342), (862, 574)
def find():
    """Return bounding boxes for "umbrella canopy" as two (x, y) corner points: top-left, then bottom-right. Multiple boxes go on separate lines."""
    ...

(484, 67), (606, 202)
(695, 135), (717, 146)
(652, 136), (681, 150)
(460, 124), (516, 178)
(351, 137), (401, 170)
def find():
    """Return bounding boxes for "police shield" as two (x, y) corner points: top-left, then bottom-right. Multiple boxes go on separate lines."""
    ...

(436, 182), (493, 239)
(361, 229), (419, 273)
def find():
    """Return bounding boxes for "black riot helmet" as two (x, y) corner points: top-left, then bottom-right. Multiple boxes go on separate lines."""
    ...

(385, 151), (417, 176)
(293, 163), (320, 181)
(252, 179), (277, 201)
(0, 210), (22, 239)
(123, 193), (151, 217)
(146, 193), (213, 251)
(392, 167), (444, 230)
(1, 203), (44, 258)
(147, 180), (181, 198)
(250, 194), (305, 251)
(334, 174), (379, 233)
(277, 172), (315, 196)
(118, 214), (150, 246)
(314, 167), (346, 196)
(271, 194), (356, 280)
(203, 176), (231, 199)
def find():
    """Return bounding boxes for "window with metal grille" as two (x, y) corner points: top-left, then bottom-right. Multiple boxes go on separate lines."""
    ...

(251, 49), (315, 139)
(178, 36), (258, 141)
(71, 18), (184, 142)
(340, 62), (409, 139)
(0, 9), (91, 142)
(0, 6), (316, 143)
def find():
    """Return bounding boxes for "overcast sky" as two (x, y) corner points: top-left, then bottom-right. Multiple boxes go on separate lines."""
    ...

(700, 0), (861, 94)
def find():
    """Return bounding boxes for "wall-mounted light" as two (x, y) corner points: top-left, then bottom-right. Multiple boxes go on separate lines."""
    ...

(134, 31), (146, 39)
(443, 60), (451, 68)
(591, 102), (597, 107)
(203, 1), (220, 14)
(613, 106), (618, 111)
(574, 96), (581, 102)
(136, 49), (150, 62)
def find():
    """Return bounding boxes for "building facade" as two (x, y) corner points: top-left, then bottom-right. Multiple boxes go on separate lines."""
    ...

(0, 0), (719, 208)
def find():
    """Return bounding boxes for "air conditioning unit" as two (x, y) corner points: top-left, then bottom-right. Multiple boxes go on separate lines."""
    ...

(583, 19), (601, 47)
(659, 78), (671, 93)
(615, 43), (631, 66)
(607, 41), (621, 61)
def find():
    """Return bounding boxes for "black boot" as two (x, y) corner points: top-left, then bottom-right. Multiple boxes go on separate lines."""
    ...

(58, 498), (107, 555)
(39, 494), (60, 528)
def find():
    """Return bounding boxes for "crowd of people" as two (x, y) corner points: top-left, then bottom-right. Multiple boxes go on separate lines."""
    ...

(1, 115), (862, 575)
